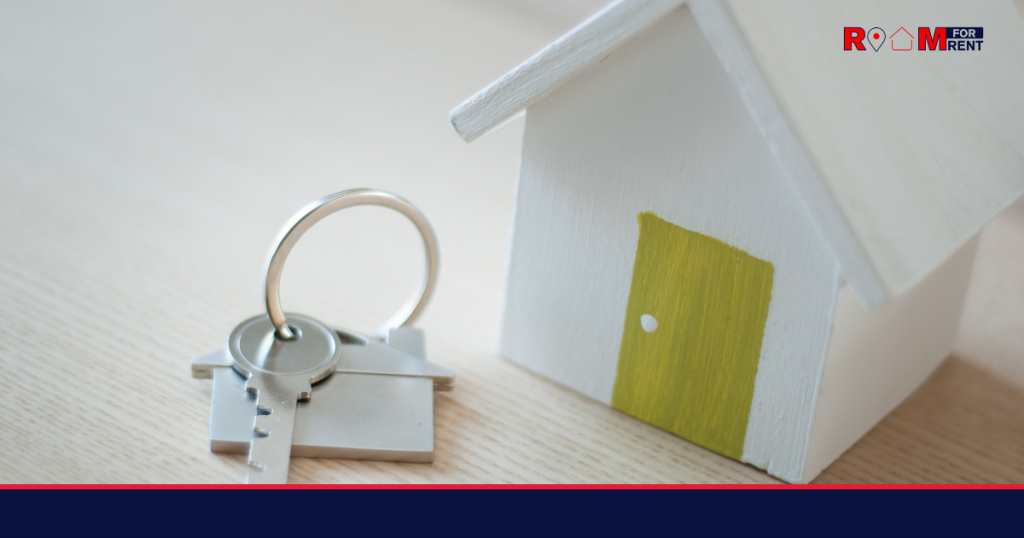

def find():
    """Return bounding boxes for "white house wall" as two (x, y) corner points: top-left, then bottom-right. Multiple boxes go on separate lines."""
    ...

(501, 5), (840, 482)
(803, 236), (978, 482)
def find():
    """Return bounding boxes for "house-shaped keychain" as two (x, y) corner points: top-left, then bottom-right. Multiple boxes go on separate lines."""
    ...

(192, 326), (453, 463)
(451, 0), (1024, 482)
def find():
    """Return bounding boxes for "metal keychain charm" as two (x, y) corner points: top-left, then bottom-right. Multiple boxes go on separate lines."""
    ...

(191, 189), (454, 484)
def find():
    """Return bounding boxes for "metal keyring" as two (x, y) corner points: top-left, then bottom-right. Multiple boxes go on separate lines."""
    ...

(264, 189), (439, 341)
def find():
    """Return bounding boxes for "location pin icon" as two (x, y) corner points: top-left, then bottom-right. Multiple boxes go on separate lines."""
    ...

(866, 27), (886, 51)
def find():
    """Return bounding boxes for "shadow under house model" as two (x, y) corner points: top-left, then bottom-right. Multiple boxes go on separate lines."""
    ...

(451, 0), (1024, 483)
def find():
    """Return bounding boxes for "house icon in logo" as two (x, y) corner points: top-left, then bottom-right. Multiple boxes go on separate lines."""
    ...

(892, 27), (914, 50)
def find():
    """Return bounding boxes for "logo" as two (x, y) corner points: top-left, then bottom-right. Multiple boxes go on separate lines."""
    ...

(844, 26), (984, 51)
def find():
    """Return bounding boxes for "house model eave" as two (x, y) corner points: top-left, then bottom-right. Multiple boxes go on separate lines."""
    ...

(452, 0), (1024, 310)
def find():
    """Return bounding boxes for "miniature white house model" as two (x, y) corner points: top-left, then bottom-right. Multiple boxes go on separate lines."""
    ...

(451, 0), (1024, 482)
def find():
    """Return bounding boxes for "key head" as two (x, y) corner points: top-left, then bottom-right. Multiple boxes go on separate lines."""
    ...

(227, 313), (341, 389)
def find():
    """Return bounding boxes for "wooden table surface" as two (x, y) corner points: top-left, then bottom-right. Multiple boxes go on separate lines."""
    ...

(1, 0), (1022, 484)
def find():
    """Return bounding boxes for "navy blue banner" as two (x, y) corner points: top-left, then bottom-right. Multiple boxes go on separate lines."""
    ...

(946, 27), (984, 39)
(1, 488), (1021, 534)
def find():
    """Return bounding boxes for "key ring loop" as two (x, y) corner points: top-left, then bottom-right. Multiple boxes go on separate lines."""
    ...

(264, 189), (439, 341)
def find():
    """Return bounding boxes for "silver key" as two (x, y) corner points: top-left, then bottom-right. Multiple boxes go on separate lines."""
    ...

(191, 189), (442, 484)
(227, 313), (341, 484)
(191, 326), (455, 462)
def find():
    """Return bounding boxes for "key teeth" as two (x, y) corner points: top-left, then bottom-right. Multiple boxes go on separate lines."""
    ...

(254, 414), (275, 434)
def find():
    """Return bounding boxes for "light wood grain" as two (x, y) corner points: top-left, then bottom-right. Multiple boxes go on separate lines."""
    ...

(0, 0), (1022, 484)
(816, 356), (1024, 484)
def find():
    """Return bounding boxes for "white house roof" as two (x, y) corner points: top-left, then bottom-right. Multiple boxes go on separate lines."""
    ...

(451, 0), (1024, 308)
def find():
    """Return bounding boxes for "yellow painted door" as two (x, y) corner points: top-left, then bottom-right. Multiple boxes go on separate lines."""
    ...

(612, 212), (773, 460)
